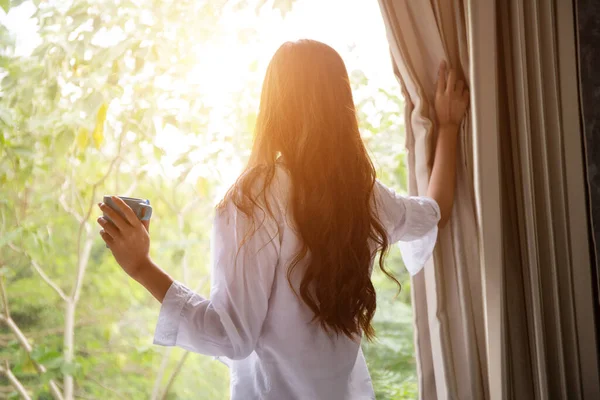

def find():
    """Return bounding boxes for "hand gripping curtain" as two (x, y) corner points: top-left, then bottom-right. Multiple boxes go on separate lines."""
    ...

(377, 2), (489, 399)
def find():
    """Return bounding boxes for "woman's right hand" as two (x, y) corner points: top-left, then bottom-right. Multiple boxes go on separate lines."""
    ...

(434, 61), (470, 130)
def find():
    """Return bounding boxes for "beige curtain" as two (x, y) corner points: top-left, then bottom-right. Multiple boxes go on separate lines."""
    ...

(378, 0), (599, 399)
(377, 2), (488, 399)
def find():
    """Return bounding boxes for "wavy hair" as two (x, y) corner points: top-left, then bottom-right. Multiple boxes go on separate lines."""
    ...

(219, 39), (399, 341)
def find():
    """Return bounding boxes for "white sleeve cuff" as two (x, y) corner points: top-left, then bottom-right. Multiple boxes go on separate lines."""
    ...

(397, 196), (440, 275)
(153, 280), (193, 347)
(397, 223), (438, 276)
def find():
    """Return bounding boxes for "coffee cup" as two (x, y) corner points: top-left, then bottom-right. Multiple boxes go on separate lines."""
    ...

(102, 195), (152, 224)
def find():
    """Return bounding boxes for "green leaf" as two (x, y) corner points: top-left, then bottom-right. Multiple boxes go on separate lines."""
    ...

(40, 368), (61, 384)
(350, 69), (369, 86)
(153, 145), (165, 159)
(31, 347), (63, 369)
(92, 125), (104, 148)
(196, 176), (209, 197)
(270, 0), (294, 16)
(93, 103), (107, 149)
(45, 355), (64, 369)
(20, 355), (37, 374)
(0, 227), (23, 247)
(0, 108), (12, 126)
(30, 345), (47, 361)
(134, 55), (144, 72)
(60, 361), (81, 377)
(96, 103), (108, 124)
(11, 146), (34, 157)
(83, 92), (104, 115)
(173, 150), (192, 167)
(47, 81), (58, 101)
(76, 127), (89, 150)
(0, 0), (9, 13)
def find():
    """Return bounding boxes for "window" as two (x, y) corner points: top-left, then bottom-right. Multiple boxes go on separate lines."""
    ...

(0, 0), (416, 398)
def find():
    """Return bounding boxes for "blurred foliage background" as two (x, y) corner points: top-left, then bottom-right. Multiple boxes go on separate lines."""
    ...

(0, 0), (415, 398)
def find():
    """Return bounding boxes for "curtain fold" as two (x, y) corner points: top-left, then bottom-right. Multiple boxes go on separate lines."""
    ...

(377, 2), (487, 399)
(495, 0), (600, 398)
(378, 0), (599, 399)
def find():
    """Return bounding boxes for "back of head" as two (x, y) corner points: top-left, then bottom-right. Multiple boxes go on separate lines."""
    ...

(223, 39), (397, 340)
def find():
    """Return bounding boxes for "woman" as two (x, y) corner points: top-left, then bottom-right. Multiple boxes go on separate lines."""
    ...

(97, 40), (468, 399)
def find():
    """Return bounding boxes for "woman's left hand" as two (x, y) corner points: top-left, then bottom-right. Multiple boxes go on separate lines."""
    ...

(97, 197), (151, 280)
(434, 61), (469, 130)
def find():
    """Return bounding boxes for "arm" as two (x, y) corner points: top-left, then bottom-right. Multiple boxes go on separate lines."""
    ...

(97, 197), (279, 359)
(133, 258), (173, 303)
(97, 197), (172, 302)
(374, 180), (441, 275)
(427, 61), (470, 227)
(427, 125), (459, 228)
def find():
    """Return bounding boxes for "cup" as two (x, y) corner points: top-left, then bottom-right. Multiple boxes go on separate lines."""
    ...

(102, 195), (153, 224)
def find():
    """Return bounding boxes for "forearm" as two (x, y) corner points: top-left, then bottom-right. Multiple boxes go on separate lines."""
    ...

(133, 258), (174, 303)
(427, 124), (459, 227)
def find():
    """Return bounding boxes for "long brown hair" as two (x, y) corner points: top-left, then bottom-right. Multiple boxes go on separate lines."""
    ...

(219, 39), (399, 341)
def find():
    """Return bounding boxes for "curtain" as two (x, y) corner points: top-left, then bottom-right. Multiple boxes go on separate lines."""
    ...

(378, 0), (599, 399)
(377, 2), (488, 399)
(494, 0), (599, 398)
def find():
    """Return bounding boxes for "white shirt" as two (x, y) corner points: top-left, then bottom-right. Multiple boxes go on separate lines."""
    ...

(153, 164), (440, 400)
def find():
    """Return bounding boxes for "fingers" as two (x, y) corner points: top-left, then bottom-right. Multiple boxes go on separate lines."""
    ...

(99, 229), (114, 246)
(111, 196), (140, 226)
(97, 217), (120, 238)
(446, 68), (457, 94)
(98, 202), (130, 231)
(438, 61), (467, 96)
(141, 209), (150, 233)
(437, 61), (447, 94)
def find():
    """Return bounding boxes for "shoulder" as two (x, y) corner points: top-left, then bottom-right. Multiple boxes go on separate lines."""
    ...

(372, 179), (405, 212)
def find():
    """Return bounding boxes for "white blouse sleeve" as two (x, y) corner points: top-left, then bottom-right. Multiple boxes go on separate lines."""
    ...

(153, 200), (280, 361)
(373, 180), (441, 275)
